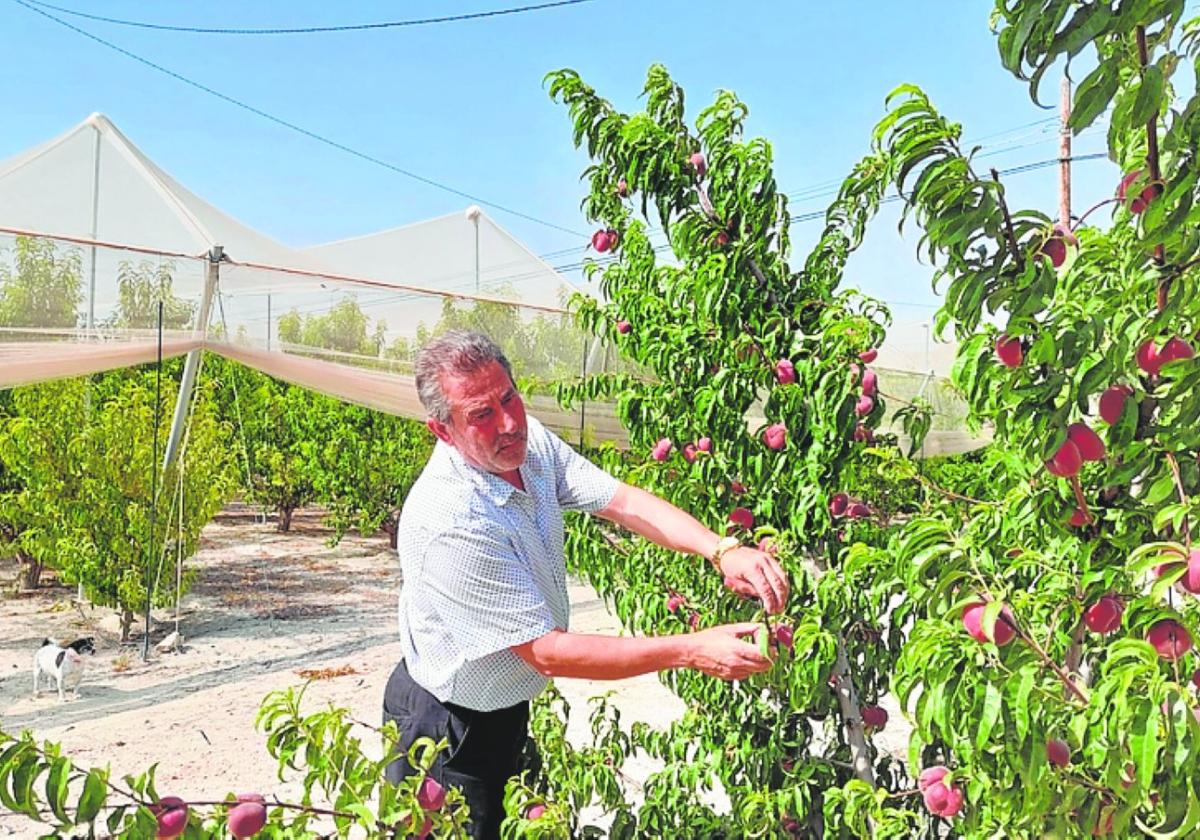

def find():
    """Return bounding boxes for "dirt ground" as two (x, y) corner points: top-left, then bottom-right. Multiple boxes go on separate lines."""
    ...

(0, 503), (907, 838)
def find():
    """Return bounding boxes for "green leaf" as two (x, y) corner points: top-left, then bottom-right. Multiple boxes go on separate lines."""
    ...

(1130, 66), (1166, 129)
(976, 681), (1003, 750)
(75, 770), (106, 825)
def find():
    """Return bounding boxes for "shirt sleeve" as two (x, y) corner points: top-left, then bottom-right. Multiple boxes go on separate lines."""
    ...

(545, 427), (619, 513)
(418, 527), (557, 661)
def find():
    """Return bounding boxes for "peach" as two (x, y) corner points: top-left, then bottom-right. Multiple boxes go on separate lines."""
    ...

(861, 368), (878, 397)
(1083, 596), (1123, 634)
(860, 705), (888, 728)
(616, 320), (631, 334)
(1098, 385), (1132, 425)
(962, 601), (1016, 646)
(1137, 339), (1163, 376)
(859, 348), (878, 363)
(616, 178), (629, 198)
(855, 395), (874, 416)
(651, 438), (673, 461)
(417, 776), (446, 811)
(696, 437), (712, 452)
(228, 801), (267, 839)
(666, 593), (685, 613)
(918, 766), (948, 792)
(995, 335), (1023, 368)
(1160, 336), (1196, 366)
(729, 507), (754, 531)
(689, 152), (707, 177)
(1047, 738), (1071, 768)
(591, 229), (612, 253)
(829, 493), (849, 517)
(1118, 170), (1157, 214)
(1146, 619), (1193, 660)
(1067, 422), (1105, 461)
(1069, 507), (1089, 527)
(775, 358), (796, 384)
(773, 624), (794, 649)
(152, 797), (188, 840)
(682, 443), (698, 463)
(1045, 439), (1082, 477)
(763, 423), (787, 450)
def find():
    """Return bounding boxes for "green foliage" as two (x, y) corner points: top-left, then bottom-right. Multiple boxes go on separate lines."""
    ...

(278, 294), (386, 357)
(108, 258), (196, 330)
(0, 687), (469, 838)
(0, 235), (82, 330)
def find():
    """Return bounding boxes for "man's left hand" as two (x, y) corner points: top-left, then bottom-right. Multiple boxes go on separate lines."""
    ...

(719, 546), (789, 614)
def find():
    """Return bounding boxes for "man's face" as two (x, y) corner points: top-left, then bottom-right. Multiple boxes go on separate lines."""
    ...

(427, 360), (528, 474)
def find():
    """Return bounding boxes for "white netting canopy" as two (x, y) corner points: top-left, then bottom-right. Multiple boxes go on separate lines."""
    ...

(0, 114), (984, 455)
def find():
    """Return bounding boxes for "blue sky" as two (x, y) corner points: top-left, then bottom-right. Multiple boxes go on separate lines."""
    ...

(0, 1), (1124, 331)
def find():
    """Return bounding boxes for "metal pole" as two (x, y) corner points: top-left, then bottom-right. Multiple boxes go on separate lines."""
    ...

(87, 125), (102, 334)
(143, 301), (164, 662)
(161, 246), (221, 475)
(465, 205), (482, 293)
(266, 293), (272, 351)
(1059, 75), (1072, 226)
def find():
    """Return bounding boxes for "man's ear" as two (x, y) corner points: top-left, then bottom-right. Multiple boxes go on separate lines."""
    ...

(426, 417), (454, 446)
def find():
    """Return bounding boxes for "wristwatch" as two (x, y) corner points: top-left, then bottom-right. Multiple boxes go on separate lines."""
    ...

(710, 535), (741, 572)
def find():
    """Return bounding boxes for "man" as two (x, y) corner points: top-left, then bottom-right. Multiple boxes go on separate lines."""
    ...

(386, 330), (789, 838)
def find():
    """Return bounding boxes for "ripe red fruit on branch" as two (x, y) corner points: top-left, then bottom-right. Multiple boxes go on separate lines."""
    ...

(1146, 619), (1193, 661)
(1046, 738), (1071, 768)
(591, 229), (613, 253)
(995, 335), (1023, 368)
(688, 152), (707, 177)
(763, 423), (787, 450)
(696, 437), (712, 452)
(1099, 385), (1132, 425)
(922, 777), (964, 818)
(859, 348), (878, 363)
(666, 593), (685, 613)
(417, 776), (446, 811)
(861, 705), (888, 729)
(526, 804), (547, 820)
(846, 502), (871, 520)
(1083, 596), (1123, 634)
(228, 801), (268, 839)
(775, 358), (796, 384)
(615, 319), (631, 334)
(773, 623), (794, 649)
(729, 507), (754, 531)
(1118, 169), (1158, 214)
(1181, 549), (1200, 594)
(651, 438), (673, 461)
(1137, 340), (1163, 376)
(1160, 336), (1196, 367)
(616, 178), (629, 198)
(853, 424), (873, 443)
(861, 369), (878, 397)
(682, 443), (698, 463)
(151, 797), (189, 840)
(1067, 423), (1105, 462)
(1040, 237), (1067, 268)
(962, 601), (1016, 646)
(730, 480), (746, 494)
(1068, 507), (1089, 528)
(855, 395), (874, 416)
(1045, 439), (1083, 478)
(829, 493), (849, 517)
(918, 766), (949, 792)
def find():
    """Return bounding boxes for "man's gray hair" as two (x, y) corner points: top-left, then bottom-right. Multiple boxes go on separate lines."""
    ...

(415, 330), (515, 423)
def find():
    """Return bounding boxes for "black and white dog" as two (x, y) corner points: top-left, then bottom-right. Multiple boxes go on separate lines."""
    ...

(33, 636), (96, 702)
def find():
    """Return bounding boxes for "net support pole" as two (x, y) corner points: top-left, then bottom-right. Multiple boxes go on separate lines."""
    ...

(161, 245), (221, 475)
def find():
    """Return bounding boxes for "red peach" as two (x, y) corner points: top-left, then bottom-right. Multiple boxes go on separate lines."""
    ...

(1067, 423), (1106, 461)
(152, 797), (188, 840)
(666, 593), (686, 613)
(775, 358), (796, 384)
(1047, 738), (1071, 768)
(1147, 619), (1193, 660)
(1040, 236), (1068, 268)
(1099, 385), (1132, 425)
(773, 624), (794, 649)
(1160, 336), (1196, 366)
(417, 776), (446, 811)
(687, 611), (700, 630)
(763, 423), (787, 450)
(995, 335), (1023, 368)
(853, 424), (873, 443)
(682, 443), (698, 463)
(962, 601), (1016, 646)
(1084, 596), (1123, 634)
(829, 493), (849, 517)
(859, 348), (878, 363)
(616, 178), (629, 198)
(591, 229), (612, 253)
(861, 705), (888, 728)
(1181, 549), (1200, 594)
(1045, 439), (1083, 477)
(1118, 170), (1157, 214)
(696, 437), (712, 452)
(1137, 339), (1163, 376)
(651, 438), (673, 461)
(1192, 668), (1200, 690)
(689, 152), (707, 177)
(846, 502), (871, 520)
(855, 395), (874, 416)
(730, 480), (746, 494)
(1069, 507), (1089, 528)
(729, 507), (754, 531)
(228, 801), (268, 839)
(616, 319), (631, 334)
(861, 369), (878, 397)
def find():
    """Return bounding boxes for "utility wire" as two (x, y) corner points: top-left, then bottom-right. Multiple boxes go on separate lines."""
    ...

(20, 0), (594, 35)
(10, 0), (587, 238)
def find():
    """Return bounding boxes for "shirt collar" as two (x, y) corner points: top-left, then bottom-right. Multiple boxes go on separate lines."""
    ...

(440, 441), (525, 505)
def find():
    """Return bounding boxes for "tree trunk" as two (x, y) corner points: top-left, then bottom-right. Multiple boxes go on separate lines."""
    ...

(384, 514), (399, 549)
(19, 551), (44, 590)
(278, 506), (294, 533)
(120, 607), (134, 643)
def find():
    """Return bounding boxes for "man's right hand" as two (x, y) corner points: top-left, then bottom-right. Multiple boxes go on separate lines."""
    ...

(683, 622), (773, 680)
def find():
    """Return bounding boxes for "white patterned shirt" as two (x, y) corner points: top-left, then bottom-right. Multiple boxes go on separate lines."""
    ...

(396, 415), (619, 711)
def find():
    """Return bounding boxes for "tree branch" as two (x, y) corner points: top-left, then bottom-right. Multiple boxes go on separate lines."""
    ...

(990, 168), (1024, 271)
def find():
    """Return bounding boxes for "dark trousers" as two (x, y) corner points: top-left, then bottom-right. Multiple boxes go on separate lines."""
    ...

(383, 660), (530, 840)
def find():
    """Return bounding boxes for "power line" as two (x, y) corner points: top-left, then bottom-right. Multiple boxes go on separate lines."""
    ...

(20, 0), (594, 35)
(10, 0), (587, 238)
